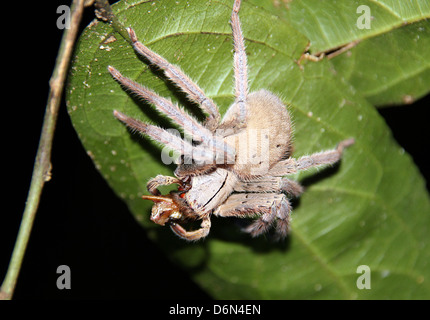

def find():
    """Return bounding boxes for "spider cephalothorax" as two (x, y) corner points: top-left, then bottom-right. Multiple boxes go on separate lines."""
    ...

(108, 0), (354, 241)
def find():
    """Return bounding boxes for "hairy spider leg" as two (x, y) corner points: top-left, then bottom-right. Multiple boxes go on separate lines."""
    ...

(230, 0), (248, 126)
(214, 193), (292, 239)
(146, 175), (182, 195)
(109, 66), (212, 143)
(127, 28), (221, 130)
(234, 176), (304, 197)
(109, 66), (235, 162)
(269, 138), (355, 176)
(113, 110), (214, 163)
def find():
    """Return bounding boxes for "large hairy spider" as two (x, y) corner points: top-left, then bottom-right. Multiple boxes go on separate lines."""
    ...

(108, 0), (354, 241)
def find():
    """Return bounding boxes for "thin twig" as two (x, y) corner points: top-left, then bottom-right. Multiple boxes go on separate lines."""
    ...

(0, 0), (89, 300)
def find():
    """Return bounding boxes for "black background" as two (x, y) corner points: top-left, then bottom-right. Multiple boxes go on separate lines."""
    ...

(1, 1), (428, 299)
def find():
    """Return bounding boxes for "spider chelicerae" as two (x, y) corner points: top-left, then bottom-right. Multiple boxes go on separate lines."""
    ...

(108, 0), (354, 241)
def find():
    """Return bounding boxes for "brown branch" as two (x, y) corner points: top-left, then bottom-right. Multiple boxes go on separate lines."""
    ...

(0, 0), (90, 300)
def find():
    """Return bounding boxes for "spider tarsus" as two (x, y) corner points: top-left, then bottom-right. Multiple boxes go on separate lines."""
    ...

(232, 0), (241, 14)
(112, 109), (128, 123)
(127, 27), (137, 43)
(107, 65), (123, 81)
(280, 178), (304, 197)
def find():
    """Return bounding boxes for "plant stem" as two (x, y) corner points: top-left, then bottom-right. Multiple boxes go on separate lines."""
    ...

(0, 0), (88, 300)
(95, 0), (130, 42)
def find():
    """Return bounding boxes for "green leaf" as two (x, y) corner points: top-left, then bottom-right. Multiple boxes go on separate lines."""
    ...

(67, 0), (430, 299)
(248, 0), (430, 106)
(278, 0), (430, 53)
(330, 20), (430, 106)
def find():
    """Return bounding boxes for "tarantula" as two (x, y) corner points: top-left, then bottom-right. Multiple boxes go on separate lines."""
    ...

(108, 0), (354, 241)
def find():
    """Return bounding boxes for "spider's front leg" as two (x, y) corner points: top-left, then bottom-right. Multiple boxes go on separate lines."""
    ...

(126, 28), (221, 130)
(170, 216), (212, 241)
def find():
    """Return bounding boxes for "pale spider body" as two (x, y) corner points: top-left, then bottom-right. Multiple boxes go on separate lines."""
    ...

(108, 0), (354, 241)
